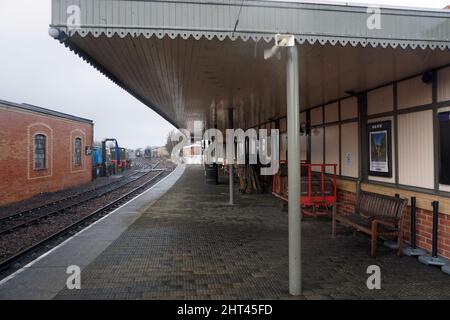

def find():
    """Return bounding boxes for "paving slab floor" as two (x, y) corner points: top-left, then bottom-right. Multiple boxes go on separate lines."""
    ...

(51, 165), (450, 300)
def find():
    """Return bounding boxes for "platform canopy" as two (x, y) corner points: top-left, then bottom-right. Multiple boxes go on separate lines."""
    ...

(50, 0), (450, 131)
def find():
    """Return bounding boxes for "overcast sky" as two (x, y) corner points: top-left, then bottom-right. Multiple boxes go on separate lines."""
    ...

(0, 0), (448, 149)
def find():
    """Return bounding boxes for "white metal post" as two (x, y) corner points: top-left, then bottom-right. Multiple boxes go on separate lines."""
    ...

(286, 45), (302, 295)
(229, 108), (234, 205)
(229, 164), (234, 205)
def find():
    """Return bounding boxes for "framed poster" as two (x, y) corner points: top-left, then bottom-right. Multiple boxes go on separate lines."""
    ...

(368, 121), (392, 177)
(439, 112), (450, 185)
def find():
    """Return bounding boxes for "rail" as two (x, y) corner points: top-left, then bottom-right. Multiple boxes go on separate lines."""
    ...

(0, 170), (166, 271)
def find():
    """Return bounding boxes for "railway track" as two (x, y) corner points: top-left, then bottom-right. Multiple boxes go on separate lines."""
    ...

(0, 160), (170, 272)
(0, 160), (161, 229)
(0, 169), (159, 236)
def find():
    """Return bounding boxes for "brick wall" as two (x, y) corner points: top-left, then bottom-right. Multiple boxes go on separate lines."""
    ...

(336, 189), (356, 215)
(0, 106), (93, 206)
(404, 208), (450, 259)
(337, 189), (450, 259)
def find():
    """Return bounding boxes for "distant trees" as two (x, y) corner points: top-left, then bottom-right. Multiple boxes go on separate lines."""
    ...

(165, 129), (179, 155)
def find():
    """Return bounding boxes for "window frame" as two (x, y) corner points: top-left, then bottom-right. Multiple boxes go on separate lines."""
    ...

(34, 134), (47, 170)
(74, 137), (82, 166)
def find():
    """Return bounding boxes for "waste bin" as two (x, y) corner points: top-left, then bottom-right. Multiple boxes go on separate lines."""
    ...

(205, 163), (218, 185)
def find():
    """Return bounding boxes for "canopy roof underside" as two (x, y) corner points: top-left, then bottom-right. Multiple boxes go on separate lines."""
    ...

(51, 0), (450, 129)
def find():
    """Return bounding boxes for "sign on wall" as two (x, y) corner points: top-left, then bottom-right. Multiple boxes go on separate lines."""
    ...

(346, 152), (352, 166)
(368, 121), (392, 178)
(85, 146), (92, 156)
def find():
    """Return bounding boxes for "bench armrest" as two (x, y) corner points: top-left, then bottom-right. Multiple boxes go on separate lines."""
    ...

(360, 213), (378, 221)
(332, 201), (355, 207)
(332, 201), (356, 219)
(373, 216), (399, 228)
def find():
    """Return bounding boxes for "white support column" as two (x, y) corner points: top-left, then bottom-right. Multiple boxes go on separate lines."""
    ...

(286, 45), (302, 295)
(229, 108), (234, 205)
(229, 164), (234, 205)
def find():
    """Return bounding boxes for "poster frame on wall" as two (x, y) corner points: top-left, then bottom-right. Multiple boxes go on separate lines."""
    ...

(368, 120), (392, 178)
(439, 111), (450, 185)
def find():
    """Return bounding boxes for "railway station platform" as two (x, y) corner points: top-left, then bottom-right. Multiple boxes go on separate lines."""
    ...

(1, 165), (450, 300)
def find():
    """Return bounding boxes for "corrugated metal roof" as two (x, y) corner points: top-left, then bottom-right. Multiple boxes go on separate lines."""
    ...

(0, 99), (93, 124)
(51, 0), (450, 50)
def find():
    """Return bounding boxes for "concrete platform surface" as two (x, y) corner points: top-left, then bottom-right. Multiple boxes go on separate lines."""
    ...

(1, 165), (450, 300)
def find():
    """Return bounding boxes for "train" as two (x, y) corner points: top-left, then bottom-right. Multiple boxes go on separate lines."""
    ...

(135, 149), (142, 157)
(92, 146), (103, 178)
(109, 147), (131, 171)
(92, 140), (132, 178)
(144, 148), (152, 158)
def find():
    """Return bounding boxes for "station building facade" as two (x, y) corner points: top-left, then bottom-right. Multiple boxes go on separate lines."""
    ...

(273, 66), (450, 259)
(0, 100), (93, 206)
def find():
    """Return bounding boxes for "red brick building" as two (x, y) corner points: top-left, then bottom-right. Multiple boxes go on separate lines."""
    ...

(0, 100), (93, 206)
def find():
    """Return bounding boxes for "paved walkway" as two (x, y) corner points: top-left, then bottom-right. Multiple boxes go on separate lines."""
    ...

(57, 166), (449, 300)
(1, 165), (449, 299)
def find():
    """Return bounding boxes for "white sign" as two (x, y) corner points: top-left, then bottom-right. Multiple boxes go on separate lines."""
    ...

(275, 34), (295, 47)
(346, 152), (352, 166)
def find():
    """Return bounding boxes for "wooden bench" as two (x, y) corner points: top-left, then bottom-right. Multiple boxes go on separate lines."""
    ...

(332, 190), (408, 257)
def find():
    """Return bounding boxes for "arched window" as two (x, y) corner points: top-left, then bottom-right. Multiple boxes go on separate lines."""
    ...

(74, 137), (82, 165)
(34, 134), (46, 169)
